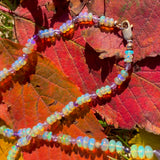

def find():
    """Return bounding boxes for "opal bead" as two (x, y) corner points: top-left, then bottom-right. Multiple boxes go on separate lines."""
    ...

(46, 131), (52, 141)
(22, 47), (31, 54)
(109, 18), (114, 27)
(76, 97), (83, 105)
(0, 71), (5, 81)
(44, 29), (49, 38)
(68, 101), (75, 110)
(109, 140), (116, 152)
(120, 70), (128, 78)
(125, 50), (134, 55)
(117, 74), (125, 81)
(55, 112), (62, 120)
(88, 138), (95, 151)
(104, 17), (109, 26)
(105, 85), (111, 94)
(59, 25), (65, 33)
(11, 145), (19, 153)
(83, 136), (89, 149)
(50, 114), (56, 122)
(3, 129), (13, 137)
(138, 145), (145, 159)
(78, 12), (83, 21)
(114, 77), (123, 85)
(145, 145), (153, 159)
(49, 28), (54, 37)
(42, 131), (48, 140)
(124, 54), (133, 59)
(96, 89), (103, 97)
(0, 125), (6, 134)
(101, 138), (109, 151)
(38, 30), (44, 38)
(100, 87), (106, 95)
(116, 141), (123, 153)
(63, 135), (71, 145)
(88, 13), (93, 21)
(131, 144), (138, 158)
(84, 12), (89, 21)
(62, 105), (69, 115)
(3, 68), (9, 76)
(100, 16), (105, 25)
(76, 136), (83, 147)
(84, 93), (91, 102)
(17, 137), (30, 147)
(47, 114), (56, 125)
(124, 58), (132, 62)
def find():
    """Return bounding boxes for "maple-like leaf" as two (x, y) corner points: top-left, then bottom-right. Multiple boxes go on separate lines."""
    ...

(12, 0), (160, 133)
(0, 39), (108, 160)
(0, 0), (160, 159)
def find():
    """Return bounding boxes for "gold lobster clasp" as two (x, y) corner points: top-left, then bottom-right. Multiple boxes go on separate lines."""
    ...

(121, 20), (133, 41)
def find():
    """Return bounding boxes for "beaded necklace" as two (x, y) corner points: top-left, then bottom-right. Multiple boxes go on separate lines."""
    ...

(0, 12), (159, 160)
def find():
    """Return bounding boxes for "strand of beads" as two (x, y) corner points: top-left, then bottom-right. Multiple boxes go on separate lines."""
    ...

(0, 12), (136, 160)
(1, 122), (159, 160)
(0, 38), (36, 82)
(5, 128), (156, 160)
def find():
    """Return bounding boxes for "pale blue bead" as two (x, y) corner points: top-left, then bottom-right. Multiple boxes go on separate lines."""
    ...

(3, 129), (13, 137)
(117, 74), (125, 81)
(18, 129), (23, 137)
(18, 137), (26, 146)
(138, 146), (145, 159)
(120, 70), (128, 78)
(83, 136), (89, 149)
(68, 101), (74, 110)
(101, 138), (109, 151)
(131, 144), (138, 158)
(116, 141), (123, 153)
(76, 136), (83, 147)
(38, 30), (44, 38)
(145, 145), (153, 159)
(84, 93), (90, 102)
(109, 140), (116, 152)
(83, 12), (88, 19)
(0, 71), (5, 80)
(42, 131), (48, 140)
(44, 29), (49, 38)
(88, 138), (95, 151)
(109, 18), (114, 26)
(125, 50), (134, 55)
(76, 97), (82, 105)
(37, 123), (43, 129)
(26, 128), (31, 135)
(100, 16), (105, 24)
(65, 105), (70, 112)
(49, 28), (54, 37)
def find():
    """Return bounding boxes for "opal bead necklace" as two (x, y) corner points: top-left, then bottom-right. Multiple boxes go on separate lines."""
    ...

(0, 12), (159, 160)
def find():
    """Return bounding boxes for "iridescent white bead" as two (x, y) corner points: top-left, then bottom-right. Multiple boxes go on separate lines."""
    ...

(22, 47), (32, 54)
(49, 28), (54, 37)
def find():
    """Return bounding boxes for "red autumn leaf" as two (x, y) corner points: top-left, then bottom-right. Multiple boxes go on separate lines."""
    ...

(0, 0), (160, 159)
(13, 0), (160, 132)
(0, 39), (107, 160)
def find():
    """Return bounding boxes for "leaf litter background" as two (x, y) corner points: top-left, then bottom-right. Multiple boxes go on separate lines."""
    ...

(0, 0), (160, 160)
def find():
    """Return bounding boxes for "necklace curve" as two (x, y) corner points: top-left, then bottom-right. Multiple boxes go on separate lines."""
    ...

(0, 11), (159, 160)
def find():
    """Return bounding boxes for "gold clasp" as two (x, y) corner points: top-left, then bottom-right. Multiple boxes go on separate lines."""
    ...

(121, 20), (133, 41)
